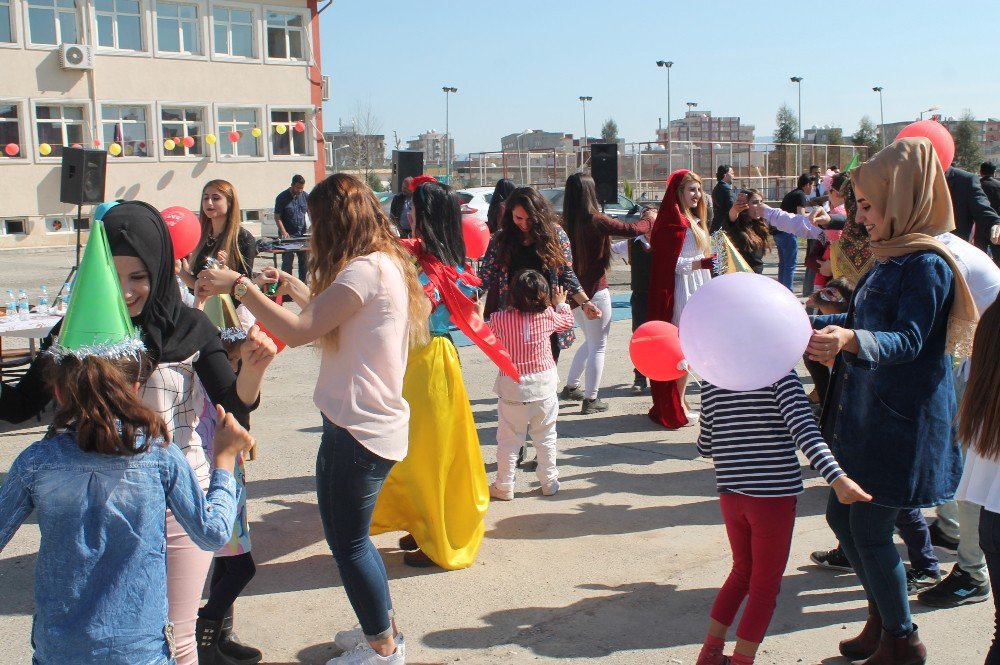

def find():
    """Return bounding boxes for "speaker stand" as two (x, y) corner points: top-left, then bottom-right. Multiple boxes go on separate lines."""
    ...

(56, 204), (85, 300)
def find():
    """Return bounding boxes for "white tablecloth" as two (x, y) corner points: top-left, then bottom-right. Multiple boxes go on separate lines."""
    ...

(0, 313), (62, 339)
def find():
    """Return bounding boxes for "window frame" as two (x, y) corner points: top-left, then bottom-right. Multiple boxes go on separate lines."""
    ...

(266, 105), (313, 160)
(214, 103), (264, 161)
(98, 101), (155, 160)
(153, 0), (206, 59)
(262, 4), (308, 66)
(92, 0), (149, 55)
(0, 98), (32, 165)
(209, 0), (260, 63)
(31, 98), (93, 162)
(157, 101), (210, 161)
(23, 0), (82, 49)
(0, 0), (22, 47)
(1, 218), (29, 236)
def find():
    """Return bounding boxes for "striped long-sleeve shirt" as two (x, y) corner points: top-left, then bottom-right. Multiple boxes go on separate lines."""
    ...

(697, 372), (844, 497)
(487, 304), (574, 377)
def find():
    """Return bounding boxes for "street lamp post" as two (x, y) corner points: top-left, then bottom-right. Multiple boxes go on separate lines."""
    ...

(657, 60), (674, 173)
(331, 144), (350, 173)
(920, 105), (940, 121)
(872, 86), (885, 149)
(686, 101), (697, 113)
(790, 76), (803, 174)
(579, 96), (592, 166)
(442, 86), (457, 183)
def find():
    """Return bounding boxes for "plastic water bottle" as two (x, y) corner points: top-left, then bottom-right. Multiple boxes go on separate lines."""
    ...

(17, 289), (30, 320)
(38, 285), (49, 315)
(4, 289), (15, 322)
(63, 282), (72, 307)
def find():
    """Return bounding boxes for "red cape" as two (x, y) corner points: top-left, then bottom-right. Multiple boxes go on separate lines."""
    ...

(402, 239), (520, 382)
(647, 170), (692, 429)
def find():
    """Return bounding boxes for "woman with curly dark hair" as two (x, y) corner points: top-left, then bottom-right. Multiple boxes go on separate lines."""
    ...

(722, 189), (771, 274)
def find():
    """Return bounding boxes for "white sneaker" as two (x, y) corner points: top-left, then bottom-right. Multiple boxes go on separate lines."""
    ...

(334, 625), (365, 652)
(327, 634), (405, 664)
(489, 483), (513, 501)
(541, 480), (560, 496)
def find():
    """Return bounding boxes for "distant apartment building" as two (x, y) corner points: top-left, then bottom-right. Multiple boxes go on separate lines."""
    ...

(803, 126), (845, 144)
(0, 0), (325, 248)
(407, 130), (453, 165)
(656, 111), (755, 144)
(499, 130), (578, 153)
(324, 124), (385, 171)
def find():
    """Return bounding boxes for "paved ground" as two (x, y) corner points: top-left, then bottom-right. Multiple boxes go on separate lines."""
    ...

(0, 251), (991, 664)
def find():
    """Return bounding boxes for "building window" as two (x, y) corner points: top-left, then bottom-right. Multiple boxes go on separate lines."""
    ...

(101, 105), (149, 157)
(0, 103), (23, 159)
(161, 106), (204, 156)
(265, 10), (303, 60)
(27, 0), (78, 45)
(217, 107), (259, 157)
(156, 1), (199, 53)
(269, 109), (308, 157)
(2, 219), (27, 235)
(95, 0), (143, 50)
(0, 0), (13, 43)
(35, 103), (86, 157)
(213, 6), (253, 58)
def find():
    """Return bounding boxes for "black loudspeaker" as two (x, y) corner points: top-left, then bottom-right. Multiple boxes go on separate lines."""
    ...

(60, 147), (107, 205)
(590, 143), (619, 204)
(391, 150), (424, 192)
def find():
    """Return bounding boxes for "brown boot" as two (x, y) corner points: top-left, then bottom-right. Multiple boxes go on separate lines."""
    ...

(839, 603), (881, 660)
(860, 625), (927, 665)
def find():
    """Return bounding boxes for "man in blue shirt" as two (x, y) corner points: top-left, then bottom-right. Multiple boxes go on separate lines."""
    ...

(273, 174), (310, 281)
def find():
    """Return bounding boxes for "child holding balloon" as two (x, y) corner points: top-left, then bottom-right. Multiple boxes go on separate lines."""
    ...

(694, 372), (870, 665)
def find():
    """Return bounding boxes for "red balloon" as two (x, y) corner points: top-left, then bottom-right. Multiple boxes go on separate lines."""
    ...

(629, 321), (687, 381)
(93, 138), (102, 147)
(3, 143), (18, 156)
(182, 135), (195, 148)
(462, 216), (490, 260)
(160, 206), (201, 260)
(71, 143), (83, 149)
(228, 130), (240, 143)
(895, 120), (955, 171)
(293, 120), (306, 133)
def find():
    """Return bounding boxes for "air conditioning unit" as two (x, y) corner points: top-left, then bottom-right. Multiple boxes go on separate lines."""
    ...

(59, 43), (94, 71)
(322, 75), (331, 101)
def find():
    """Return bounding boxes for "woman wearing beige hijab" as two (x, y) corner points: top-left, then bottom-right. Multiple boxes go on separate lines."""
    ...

(805, 137), (977, 665)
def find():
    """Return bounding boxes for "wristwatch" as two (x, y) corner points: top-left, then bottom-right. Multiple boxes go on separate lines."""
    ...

(232, 275), (250, 300)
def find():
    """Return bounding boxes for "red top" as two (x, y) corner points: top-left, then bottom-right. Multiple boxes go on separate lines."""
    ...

(570, 212), (653, 299)
(488, 304), (574, 376)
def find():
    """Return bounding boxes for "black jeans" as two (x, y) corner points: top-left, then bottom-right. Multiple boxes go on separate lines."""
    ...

(199, 552), (256, 620)
(981, 507), (1000, 664)
(631, 291), (649, 383)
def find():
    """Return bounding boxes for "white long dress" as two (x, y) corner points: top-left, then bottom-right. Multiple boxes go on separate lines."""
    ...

(672, 228), (711, 324)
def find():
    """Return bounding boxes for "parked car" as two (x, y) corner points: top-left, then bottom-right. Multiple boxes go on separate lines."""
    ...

(538, 188), (647, 222)
(456, 187), (492, 224)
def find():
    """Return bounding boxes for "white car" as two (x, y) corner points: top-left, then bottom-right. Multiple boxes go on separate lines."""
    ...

(456, 187), (493, 224)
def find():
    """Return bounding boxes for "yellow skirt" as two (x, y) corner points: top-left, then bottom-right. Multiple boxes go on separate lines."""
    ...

(370, 336), (488, 570)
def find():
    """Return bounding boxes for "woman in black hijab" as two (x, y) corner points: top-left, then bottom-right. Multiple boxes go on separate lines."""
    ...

(0, 200), (273, 665)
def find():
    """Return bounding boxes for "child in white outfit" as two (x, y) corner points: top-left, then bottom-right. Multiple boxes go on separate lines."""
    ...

(487, 270), (574, 499)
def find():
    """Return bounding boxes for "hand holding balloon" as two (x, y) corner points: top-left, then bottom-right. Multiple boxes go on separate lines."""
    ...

(806, 326), (858, 366)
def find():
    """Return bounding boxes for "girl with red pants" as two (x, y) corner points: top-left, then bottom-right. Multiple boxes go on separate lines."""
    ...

(694, 372), (870, 665)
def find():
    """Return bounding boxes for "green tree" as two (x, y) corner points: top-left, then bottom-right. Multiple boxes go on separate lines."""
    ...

(952, 110), (984, 171)
(770, 103), (798, 174)
(601, 118), (619, 143)
(825, 128), (844, 145)
(852, 116), (880, 154)
(366, 171), (383, 192)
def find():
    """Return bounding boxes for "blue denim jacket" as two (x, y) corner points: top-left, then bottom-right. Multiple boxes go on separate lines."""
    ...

(815, 251), (963, 508)
(0, 432), (239, 664)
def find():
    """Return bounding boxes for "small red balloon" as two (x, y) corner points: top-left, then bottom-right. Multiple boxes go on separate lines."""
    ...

(228, 131), (240, 143)
(71, 143), (83, 149)
(160, 206), (201, 260)
(182, 135), (195, 148)
(630, 321), (687, 381)
(4, 143), (18, 156)
(293, 120), (306, 133)
(895, 119), (955, 171)
(93, 138), (102, 147)
(461, 216), (490, 260)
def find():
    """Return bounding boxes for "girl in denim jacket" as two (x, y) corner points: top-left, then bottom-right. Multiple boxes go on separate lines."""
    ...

(0, 352), (253, 664)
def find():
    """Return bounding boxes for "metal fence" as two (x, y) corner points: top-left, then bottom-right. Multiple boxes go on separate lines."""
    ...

(458, 141), (868, 202)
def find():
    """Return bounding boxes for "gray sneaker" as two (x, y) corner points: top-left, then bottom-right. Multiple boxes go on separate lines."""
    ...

(581, 398), (609, 414)
(560, 385), (586, 401)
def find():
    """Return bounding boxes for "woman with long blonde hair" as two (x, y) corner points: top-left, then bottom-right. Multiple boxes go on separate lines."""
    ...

(196, 173), (428, 664)
(647, 170), (715, 429)
(179, 180), (258, 293)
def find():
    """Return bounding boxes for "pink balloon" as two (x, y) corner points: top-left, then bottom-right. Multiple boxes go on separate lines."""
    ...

(182, 135), (195, 148)
(4, 143), (18, 156)
(160, 206), (201, 260)
(630, 321), (686, 381)
(895, 120), (955, 171)
(462, 216), (490, 260)
(293, 120), (306, 133)
(228, 131), (240, 143)
(679, 273), (812, 391)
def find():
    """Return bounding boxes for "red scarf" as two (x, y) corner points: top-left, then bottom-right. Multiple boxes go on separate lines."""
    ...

(402, 239), (520, 382)
(647, 170), (693, 429)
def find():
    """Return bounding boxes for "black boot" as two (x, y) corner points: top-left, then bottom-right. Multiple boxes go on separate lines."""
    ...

(839, 602), (881, 660)
(196, 616), (229, 665)
(219, 607), (263, 664)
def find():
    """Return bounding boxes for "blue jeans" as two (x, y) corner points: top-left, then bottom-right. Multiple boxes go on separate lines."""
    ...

(981, 507), (1000, 664)
(281, 250), (309, 282)
(895, 508), (939, 573)
(773, 231), (798, 291)
(826, 492), (912, 637)
(316, 417), (396, 639)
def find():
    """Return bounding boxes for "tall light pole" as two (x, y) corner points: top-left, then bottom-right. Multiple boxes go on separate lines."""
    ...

(579, 96), (592, 164)
(790, 76), (803, 174)
(657, 60), (674, 173)
(872, 86), (885, 149)
(686, 101), (697, 114)
(920, 105), (940, 121)
(442, 86), (457, 183)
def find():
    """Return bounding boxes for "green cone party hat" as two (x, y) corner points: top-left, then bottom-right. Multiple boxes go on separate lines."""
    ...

(51, 218), (144, 359)
(202, 294), (247, 343)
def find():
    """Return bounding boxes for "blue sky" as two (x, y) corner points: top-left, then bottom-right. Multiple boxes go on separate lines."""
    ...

(319, 0), (1000, 154)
